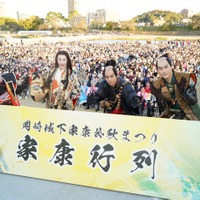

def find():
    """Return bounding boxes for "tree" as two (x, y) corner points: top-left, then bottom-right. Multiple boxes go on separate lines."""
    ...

(163, 12), (182, 24)
(0, 17), (23, 32)
(45, 12), (67, 29)
(68, 10), (78, 21)
(120, 20), (136, 31)
(105, 21), (119, 30)
(190, 14), (200, 30)
(132, 10), (183, 26)
(90, 19), (104, 29)
(73, 19), (87, 31)
(18, 16), (44, 30)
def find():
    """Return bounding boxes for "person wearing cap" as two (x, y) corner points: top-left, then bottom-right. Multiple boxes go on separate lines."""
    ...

(95, 59), (140, 115)
(150, 53), (200, 120)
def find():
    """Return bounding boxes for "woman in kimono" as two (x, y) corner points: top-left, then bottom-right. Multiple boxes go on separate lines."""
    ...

(30, 50), (80, 110)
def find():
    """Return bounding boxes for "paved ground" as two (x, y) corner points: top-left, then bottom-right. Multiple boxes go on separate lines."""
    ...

(19, 97), (103, 112)
(0, 173), (164, 200)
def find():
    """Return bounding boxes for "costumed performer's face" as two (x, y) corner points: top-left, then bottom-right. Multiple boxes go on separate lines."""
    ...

(157, 57), (173, 83)
(105, 66), (117, 88)
(57, 54), (67, 70)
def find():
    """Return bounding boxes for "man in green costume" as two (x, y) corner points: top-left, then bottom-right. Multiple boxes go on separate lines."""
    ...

(150, 54), (200, 121)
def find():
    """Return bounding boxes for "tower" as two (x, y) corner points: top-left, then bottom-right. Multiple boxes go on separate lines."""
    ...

(67, 0), (86, 17)
(68, 0), (79, 16)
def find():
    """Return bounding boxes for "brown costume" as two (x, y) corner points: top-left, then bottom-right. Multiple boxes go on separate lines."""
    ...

(30, 70), (80, 110)
(151, 71), (199, 121)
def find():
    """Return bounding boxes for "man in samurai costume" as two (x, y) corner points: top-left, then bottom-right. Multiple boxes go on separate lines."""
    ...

(95, 59), (140, 115)
(150, 53), (200, 121)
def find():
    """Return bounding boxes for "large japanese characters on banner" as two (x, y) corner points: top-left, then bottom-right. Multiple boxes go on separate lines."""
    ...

(0, 105), (200, 200)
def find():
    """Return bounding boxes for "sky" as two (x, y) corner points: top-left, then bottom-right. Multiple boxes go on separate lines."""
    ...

(4, 0), (200, 20)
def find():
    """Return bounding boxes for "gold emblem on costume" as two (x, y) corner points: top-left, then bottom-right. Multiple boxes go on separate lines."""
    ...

(163, 92), (171, 101)
(30, 76), (46, 102)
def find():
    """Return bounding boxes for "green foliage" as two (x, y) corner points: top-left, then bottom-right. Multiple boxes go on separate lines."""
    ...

(13, 35), (29, 38)
(120, 21), (136, 31)
(18, 16), (44, 30)
(89, 19), (104, 29)
(0, 17), (23, 31)
(160, 23), (177, 31)
(189, 14), (200, 30)
(46, 12), (65, 22)
(45, 12), (67, 30)
(0, 10), (198, 33)
(132, 10), (183, 25)
(0, 17), (16, 26)
(68, 10), (78, 21)
(105, 21), (119, 30)
(136, 26), (160, 31)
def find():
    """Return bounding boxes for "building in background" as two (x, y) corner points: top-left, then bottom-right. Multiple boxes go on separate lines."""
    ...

(67, 0), (119, 27)
(16, 11), (30, 20)
(68, 0), (87, 16)
(67, 0), (87, 27)
(68, 0), (77, 16)
(181, 9), (195, 18)
(87, 9), (119, 26)
(0, 1), (6, 17)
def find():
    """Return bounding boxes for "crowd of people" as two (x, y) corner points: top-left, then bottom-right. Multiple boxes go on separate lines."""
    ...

(0, 37), (200, 119)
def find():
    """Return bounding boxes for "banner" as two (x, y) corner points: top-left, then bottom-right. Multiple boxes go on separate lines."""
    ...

(0, 105), (200, 200)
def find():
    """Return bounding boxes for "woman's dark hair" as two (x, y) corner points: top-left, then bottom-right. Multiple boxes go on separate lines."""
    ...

(44, 50), (72, 90)
(103, 59), (118, 77)
(156, 53), (172, 69)
(55, 50), (72, 73)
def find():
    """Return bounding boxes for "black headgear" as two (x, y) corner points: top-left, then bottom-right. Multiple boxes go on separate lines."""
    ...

(103, 59), (118, 77)
(156, 53), (172, 68)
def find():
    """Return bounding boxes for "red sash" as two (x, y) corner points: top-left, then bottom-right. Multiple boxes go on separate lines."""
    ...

(111, 108), (123, 114)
